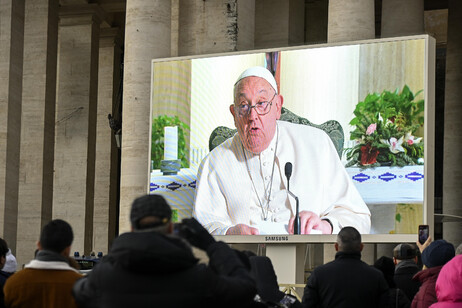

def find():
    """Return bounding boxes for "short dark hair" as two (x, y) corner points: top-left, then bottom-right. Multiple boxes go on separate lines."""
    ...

(337, 226), (362, 253)
(39, 219), (74, 253)
(0, 238), (8, 258)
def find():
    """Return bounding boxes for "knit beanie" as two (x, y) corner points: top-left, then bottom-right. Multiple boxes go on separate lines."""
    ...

(421, 239), (455, 268)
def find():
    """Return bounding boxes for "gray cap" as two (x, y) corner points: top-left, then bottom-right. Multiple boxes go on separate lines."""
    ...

(130, 195), (172, 229)
(393, 243), (417, 260)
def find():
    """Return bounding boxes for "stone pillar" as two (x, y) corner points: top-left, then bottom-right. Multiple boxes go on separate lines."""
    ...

(443, 1), (462, 246)
(94, 28), (122, 254)
(0, 0), (25, 253)
(16, 0), (59, 267)
(171, 0), (179, 57)
(54, 7), (101, 254)
(119, 0), (171, 233)
(305, 0), (328, 44)
(327, 0), (375, 43)
(255, 0), (304, 49)
(381, 0), (424, 38)
(178, 0), (255, 56)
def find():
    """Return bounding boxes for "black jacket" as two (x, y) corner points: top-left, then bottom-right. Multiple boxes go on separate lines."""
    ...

(302, 251), (389, 308)
(382, 288), (411, 308)
(394, 260), (421, 302)
(0, 270), (13, 308)
(73, 231), (256, 308)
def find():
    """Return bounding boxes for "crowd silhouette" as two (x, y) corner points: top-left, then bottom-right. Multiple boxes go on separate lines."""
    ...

(0, 195), (460, 308)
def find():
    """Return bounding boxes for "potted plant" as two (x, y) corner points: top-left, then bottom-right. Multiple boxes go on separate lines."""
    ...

(345, 85), (424, 168)
(151, 115), (190, 170)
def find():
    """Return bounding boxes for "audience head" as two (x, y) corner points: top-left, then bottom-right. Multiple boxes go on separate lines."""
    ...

(336, 226), (362, 253)
(3, 249), (17, 273)
(393, 243), (417, 264)
(0, 237), (8, 270)
(421, 239), (455, 268)
(130, 194), (173, 233)
(374, 256), (396, 288)
(39, 219), (74, 255)
(456, 243), (462, 256)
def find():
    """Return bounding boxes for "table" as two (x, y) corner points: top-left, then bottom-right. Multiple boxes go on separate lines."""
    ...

(346, 165), (424, 234)
(346, 165), (424, 204)
(149, 168), (197, 221)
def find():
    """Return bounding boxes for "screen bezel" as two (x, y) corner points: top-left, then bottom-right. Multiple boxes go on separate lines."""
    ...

(150, 35), (436, 244)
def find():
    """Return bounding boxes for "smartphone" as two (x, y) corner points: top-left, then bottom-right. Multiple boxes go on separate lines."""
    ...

(418, 225), (429, 244)
(173, 223), (182, 235)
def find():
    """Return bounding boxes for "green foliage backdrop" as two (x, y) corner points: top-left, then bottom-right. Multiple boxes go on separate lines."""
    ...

(151, 115), (190, 169)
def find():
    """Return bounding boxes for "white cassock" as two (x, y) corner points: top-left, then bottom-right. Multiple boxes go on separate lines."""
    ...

(193, 121), (371, 235)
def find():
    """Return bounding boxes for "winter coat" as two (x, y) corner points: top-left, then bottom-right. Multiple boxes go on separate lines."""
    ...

(411, 266), (443, 308)
(382, 288), (411, 308)
(0, 271), (13, 308)
(302, 251), (389, 308)
(394, 259), (421, 301)
(3, 251), (82, 308)
(429, 255), (462, 308)
(73, 231), (257, 308)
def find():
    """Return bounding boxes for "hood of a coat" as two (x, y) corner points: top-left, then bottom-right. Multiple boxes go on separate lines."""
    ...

(435, 255), (462, 304)
(106, 231), (199, 274)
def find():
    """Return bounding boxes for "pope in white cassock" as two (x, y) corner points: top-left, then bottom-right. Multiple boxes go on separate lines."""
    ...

(193, 66), (371, 235)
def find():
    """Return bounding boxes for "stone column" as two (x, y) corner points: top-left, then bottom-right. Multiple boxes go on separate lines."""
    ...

(443, 1), (462, 246)
(94, 28), (122, 254)
(178, 0), (255, 56)
(381, 0), (424, 38)
(305, 0), (328, 44)
(54, 7), (101, 254)
(0, 0), (25, 253)
(327, 0), (375, 43)
(16, 0), (59, 267)
(119, 0), (171, 233)
(255, 0), (304, 49)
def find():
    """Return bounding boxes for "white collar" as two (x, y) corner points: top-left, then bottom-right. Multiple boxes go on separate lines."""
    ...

(25, 259), (80, 273)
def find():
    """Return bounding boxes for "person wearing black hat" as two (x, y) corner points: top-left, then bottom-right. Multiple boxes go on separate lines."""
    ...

(393, 243), (421, 302)
(411, 239), (455, 308)
(72, 194), (257, 308)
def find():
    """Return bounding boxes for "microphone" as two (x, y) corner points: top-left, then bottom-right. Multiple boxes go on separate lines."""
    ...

(285, 162), (292, 191)
(285, 162), (300, 235)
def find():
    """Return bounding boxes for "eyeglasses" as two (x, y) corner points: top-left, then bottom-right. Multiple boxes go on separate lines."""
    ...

(235, 93), (277, 117)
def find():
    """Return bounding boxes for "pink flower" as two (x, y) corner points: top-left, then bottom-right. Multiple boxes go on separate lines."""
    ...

(366, 123), (377, 135)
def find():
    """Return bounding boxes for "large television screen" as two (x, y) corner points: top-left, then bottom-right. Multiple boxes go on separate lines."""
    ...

(150, 35), (435, 243)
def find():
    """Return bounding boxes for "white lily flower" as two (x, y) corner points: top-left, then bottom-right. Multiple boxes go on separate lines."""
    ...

(381, 136), (405, 154)
(404, 132), (422, 145)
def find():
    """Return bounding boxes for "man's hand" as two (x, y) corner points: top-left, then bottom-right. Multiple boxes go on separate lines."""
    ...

(180, 218), (216, 251)
(226, 224), (260, 235)
(288, 211), (332, 234)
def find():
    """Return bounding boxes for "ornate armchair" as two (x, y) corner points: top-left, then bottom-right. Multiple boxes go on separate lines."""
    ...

(208, 107), (345, 159)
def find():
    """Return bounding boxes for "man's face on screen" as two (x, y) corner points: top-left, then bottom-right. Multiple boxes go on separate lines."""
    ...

(230, 76), (282, 154)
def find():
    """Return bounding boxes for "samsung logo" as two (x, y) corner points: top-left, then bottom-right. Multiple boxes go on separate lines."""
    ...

(265, 236), (289, 241)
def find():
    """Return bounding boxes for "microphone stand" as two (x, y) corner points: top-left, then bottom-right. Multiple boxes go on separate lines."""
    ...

(287, 190), (300, 235)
